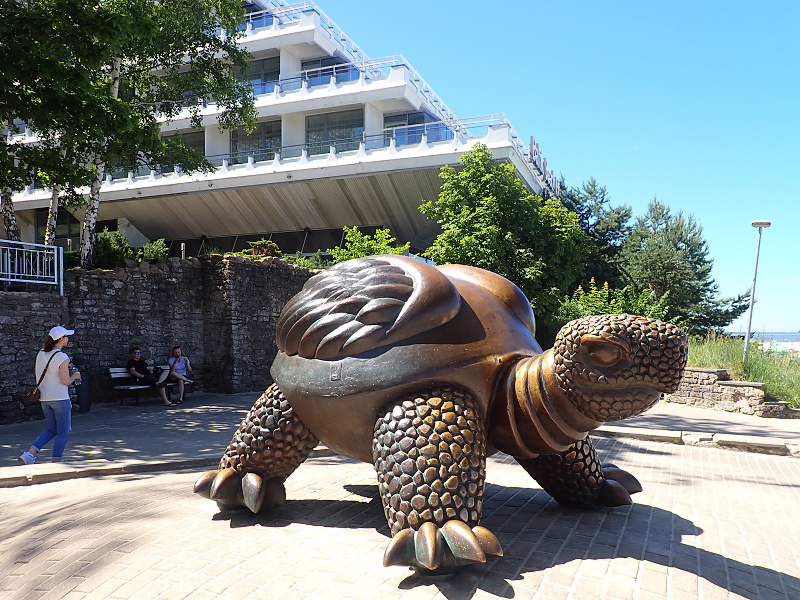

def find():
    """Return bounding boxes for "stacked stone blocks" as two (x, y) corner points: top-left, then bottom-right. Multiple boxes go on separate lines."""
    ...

(0, 256), (311, 423)
(664, 366), (798, 418)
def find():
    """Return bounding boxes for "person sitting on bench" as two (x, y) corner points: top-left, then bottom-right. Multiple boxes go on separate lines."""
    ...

(167, 345), (193, 404)
(126, 346), (174, 407)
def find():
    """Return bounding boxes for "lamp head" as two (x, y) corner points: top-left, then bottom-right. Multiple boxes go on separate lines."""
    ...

(751, 220), (771, 228)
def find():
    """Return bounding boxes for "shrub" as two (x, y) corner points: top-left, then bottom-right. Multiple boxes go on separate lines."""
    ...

(327, 226), (409, 264)
(282, 250), (330, 269)
(139, 238), (168, 262)
(93, 229), (136, 268)
(240, 239), (281, 257)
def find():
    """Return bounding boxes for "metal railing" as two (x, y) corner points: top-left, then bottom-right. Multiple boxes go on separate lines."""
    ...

(0, 239), (64, 294)
(242, 1), (369, 65)
(109, 114), (559, 195)
(247, 55), (457, 124)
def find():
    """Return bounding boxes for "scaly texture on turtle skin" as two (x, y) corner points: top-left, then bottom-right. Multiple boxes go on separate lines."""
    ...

(194, 384), (318, 513)
(195, 255), (688, 573)
(373, 386), (502, 571)
(552, 313), (687, 423)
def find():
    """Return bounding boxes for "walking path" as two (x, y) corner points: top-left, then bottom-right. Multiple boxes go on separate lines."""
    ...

(2, 392), (799, 488)
(3, 393), (800, 599)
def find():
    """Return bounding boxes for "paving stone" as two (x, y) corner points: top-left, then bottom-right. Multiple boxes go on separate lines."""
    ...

(2, 436), (800, 599)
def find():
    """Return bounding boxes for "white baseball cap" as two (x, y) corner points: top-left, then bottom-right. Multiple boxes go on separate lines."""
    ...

(49, 326), (75, 341)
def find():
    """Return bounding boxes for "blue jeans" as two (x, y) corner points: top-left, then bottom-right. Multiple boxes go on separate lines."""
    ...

(31, 400), (72, 459)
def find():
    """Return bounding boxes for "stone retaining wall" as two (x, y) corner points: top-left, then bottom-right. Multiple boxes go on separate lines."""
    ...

(0, 256), (311, 424)
(665, 367), (800, 419)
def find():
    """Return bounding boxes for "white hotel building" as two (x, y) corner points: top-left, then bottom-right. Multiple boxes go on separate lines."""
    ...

(9, 0), (559, 257)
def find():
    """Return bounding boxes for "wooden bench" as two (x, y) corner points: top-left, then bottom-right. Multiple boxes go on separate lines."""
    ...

(109, 365), (178, 406)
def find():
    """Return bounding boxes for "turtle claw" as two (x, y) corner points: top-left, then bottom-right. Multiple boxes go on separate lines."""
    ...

(384, 521), (502, 572)
(603, 466), (643, 495)
(596, 465), (643, 507)
(193, 469), (219, 498)
(194, 468), (286, 513)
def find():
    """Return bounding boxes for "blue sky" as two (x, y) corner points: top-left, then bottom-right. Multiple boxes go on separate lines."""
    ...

(326, 0), (799, 333)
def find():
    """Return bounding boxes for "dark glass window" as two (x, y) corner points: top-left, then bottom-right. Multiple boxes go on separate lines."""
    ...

(34, 210), (116, 249)
(306, 109), (364, 155)
(231, 121), (282, 164)
(161, 130), (206, 172)
(300, 56), (357, 86)
(248, 57), (280, 94)
(383, 111), (453, 146)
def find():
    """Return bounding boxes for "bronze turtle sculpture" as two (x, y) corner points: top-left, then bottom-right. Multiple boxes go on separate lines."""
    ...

(195, 254), (687, 572)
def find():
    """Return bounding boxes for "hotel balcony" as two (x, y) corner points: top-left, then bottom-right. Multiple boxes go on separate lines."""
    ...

(12, 115), (559, 253)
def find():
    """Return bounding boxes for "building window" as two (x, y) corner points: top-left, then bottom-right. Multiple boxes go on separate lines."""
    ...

(34, 209), (116, 249)
(231, 120), (281, 164)
(301, 57), (358, 86)
(161, 130), (206, 172)
(247, 57), (280, 94)
(383, 111), (453, 146)
(306, 109), (364, 155)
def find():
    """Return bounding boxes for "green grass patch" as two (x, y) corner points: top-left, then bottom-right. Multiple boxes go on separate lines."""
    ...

(688, 334), (800, 408)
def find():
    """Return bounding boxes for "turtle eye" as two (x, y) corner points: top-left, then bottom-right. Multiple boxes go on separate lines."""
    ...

(588, 343), (625, 367)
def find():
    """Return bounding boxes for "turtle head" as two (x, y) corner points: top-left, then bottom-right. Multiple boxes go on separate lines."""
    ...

(552, 314), (687, 423)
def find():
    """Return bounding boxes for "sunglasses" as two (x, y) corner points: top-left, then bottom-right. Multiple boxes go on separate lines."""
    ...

(133, 352), (141, 355)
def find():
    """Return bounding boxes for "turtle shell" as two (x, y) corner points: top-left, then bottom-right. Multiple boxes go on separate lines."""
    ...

(271, 255), (543, 462)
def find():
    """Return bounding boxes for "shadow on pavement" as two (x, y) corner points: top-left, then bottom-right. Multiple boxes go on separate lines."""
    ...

(207, 480), (797, 600)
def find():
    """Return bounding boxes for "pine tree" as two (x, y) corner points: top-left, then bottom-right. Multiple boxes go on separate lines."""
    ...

(559, 177), (632, 288)
(617, 199), (748, 332)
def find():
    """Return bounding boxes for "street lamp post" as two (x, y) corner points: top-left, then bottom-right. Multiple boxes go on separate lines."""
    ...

(743, 220), (771, 362)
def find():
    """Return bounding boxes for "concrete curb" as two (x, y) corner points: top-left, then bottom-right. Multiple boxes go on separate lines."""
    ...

(3, 431), (799, 490)
(0, 458), (218, 489)
(594, 426), (800, 458)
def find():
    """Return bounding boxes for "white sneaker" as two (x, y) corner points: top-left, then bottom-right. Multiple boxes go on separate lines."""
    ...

(18, 451), (36, 465)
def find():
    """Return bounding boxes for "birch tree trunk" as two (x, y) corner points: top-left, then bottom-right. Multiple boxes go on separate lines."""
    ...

(1, 189), (21, 241)
(79, 57), (120, 269)
(44, 185), (61, 246)
(1, 121), (21, 241)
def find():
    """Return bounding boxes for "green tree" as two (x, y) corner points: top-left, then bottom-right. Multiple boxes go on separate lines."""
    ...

(327, 226), (410, 264)
(0, 0), (255, 266)
(560, 177), (632, 288)
(617, 199), (748, 332)
(420, 144), (589, 316)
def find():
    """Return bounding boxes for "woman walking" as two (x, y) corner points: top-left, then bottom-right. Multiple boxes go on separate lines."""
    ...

(19, 326), (81, 464)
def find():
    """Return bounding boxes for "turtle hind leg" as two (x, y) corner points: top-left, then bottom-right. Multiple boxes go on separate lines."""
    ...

(373, 386), (502, 572)
(194, 382), (318, 513)
(516, 435), (642, 510)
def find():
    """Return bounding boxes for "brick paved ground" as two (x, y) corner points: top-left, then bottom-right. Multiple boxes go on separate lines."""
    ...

(2, 437), (799, 600)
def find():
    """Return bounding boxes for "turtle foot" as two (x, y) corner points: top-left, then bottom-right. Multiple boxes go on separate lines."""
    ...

(194, 468), (286, 513)
(596, 464), (642, 507)
(384, 521), (502, 572)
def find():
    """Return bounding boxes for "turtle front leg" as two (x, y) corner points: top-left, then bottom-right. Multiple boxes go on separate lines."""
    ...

(373, 386), (502, 572)
(194, 383), (318, 513)
(515, 435), (643, 509)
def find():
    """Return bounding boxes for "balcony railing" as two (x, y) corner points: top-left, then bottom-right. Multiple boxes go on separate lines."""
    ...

(97, 115), (558, 195)
(0, 239), (64, 294)
(241, 2), (369, 64)
(247, 55), (457, 124)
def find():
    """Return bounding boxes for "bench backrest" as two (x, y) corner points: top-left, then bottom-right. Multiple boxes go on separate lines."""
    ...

(109, 365), (171, 379)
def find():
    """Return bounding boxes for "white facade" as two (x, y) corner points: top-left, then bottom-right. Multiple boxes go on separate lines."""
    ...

(10, 1), (559, 255)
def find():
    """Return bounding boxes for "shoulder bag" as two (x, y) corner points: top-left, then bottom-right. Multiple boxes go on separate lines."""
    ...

(25, 352), (61, 405)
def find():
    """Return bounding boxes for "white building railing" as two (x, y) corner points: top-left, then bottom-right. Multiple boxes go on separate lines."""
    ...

(95, 114), (559, 197)
(0, 239), (64, 294)
(242, 1), (370, 65)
